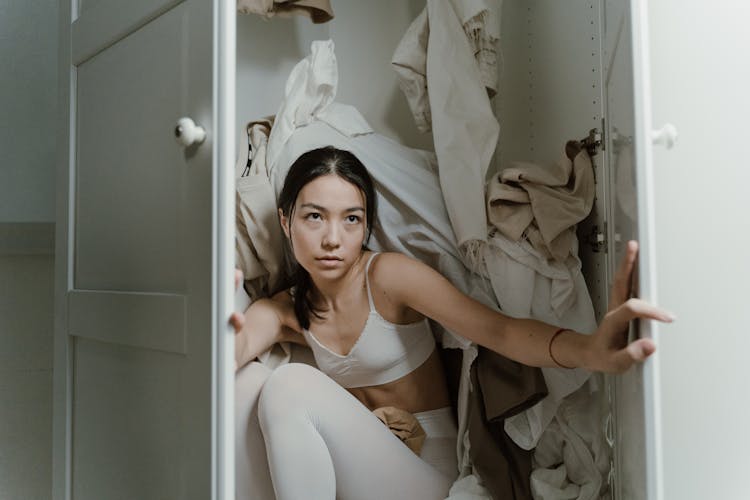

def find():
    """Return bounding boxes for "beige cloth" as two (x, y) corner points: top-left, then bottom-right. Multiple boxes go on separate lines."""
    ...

(392, 0), (501, 133)
(237, 0), (333, 23)
(235, 118), (285, 299)
(487, 141), (595, 262)
(391, 0), (500, 254)
(372, 406), (427, 456)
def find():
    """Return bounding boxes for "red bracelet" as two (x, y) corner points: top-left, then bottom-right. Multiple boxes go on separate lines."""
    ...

(549, 328), (575, 369)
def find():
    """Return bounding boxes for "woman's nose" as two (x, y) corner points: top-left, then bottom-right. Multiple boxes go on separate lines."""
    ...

(321, 222), (341, 248)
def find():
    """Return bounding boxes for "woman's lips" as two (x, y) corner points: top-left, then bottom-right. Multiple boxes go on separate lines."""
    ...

(316, 256), (342, 267)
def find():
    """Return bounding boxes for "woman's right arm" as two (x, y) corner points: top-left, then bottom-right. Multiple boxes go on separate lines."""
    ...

(233, 292), (304, 371)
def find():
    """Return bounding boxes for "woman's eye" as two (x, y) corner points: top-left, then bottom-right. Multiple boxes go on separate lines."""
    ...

(346, 215), (361, 223)
(306, 213), (321, 221)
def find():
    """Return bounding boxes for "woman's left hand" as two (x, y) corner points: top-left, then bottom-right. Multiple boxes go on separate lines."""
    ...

(586, 241), (674, 373)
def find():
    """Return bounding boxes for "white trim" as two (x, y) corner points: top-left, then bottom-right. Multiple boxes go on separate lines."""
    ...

(52, 1), (74, 498)
(630, 0), (662, 499)
(212, 0), (236, 498)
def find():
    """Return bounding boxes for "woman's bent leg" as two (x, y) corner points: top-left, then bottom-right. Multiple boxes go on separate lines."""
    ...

(235, 362), (274, 500)
(258, 363), (453, 500)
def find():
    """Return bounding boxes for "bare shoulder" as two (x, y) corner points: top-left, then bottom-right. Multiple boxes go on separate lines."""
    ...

(368, 252), (448, 299)
(369, 252), (435, 283)
(369, 251), (463, 312)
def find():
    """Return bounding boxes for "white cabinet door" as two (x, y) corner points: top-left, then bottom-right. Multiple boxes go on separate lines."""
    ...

(53, 1), (235, 499)
(604, 0), (664, 498)
(644, 1), (750, 500)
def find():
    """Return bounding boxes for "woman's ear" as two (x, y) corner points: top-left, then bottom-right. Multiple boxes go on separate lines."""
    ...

(278, 208), (291, 239)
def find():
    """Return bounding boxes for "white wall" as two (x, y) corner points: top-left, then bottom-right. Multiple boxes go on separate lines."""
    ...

(0, 0), (59, 223)
(647, 1), (750, 499)
(0, 254), (55, 500)
(0, 0), (58, 499)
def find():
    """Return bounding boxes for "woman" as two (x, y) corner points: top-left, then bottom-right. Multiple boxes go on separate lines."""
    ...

(230, 146), (672, 500)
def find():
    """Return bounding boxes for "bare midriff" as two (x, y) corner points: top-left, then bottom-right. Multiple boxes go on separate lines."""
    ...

(345, 349), (451, 414)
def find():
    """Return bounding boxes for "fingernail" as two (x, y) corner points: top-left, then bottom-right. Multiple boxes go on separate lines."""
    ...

(640, 345), (648, 359)
(664, 311), (676, 322)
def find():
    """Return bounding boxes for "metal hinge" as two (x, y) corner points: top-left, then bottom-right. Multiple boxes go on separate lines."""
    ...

(580, 124), (604, 184)
(587, 223), (607, 253)
(581, 124), (604, 157)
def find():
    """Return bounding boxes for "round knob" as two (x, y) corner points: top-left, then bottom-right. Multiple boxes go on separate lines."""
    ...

(651, 123), (678, 149)
(174, 117), (206, 147)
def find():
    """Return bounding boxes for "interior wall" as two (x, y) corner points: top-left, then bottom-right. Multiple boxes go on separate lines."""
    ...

(0, 0), (58, 223)
(0, 253), (55, 500)
(0, 0), (58, 498)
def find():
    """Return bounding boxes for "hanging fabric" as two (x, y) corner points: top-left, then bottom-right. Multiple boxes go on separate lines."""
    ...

(392, 0), (502, 132)
(234, 117), (295, 371)
(237, 0), (334, 24)
(391, 0), (500, 263)
(235, 117), (285, 299)
(450, 0), (502, 98)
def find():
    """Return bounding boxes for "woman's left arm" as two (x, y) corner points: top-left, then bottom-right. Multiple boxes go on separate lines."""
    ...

(378, 241), (673, 373)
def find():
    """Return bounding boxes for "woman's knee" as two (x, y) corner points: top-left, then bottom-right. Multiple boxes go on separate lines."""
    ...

(258, 363), (327, 427)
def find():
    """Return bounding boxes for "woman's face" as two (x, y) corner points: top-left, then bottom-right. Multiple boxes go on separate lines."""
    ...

(280, 174), (367, 282)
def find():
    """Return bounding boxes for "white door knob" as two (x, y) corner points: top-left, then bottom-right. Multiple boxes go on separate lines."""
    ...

(651, 123), (678, 149)
(174, 117), (206, 147)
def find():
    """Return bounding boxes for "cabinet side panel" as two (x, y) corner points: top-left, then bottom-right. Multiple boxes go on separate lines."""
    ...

(648, 1), (750, 499)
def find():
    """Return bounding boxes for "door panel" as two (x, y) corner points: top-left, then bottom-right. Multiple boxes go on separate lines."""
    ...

(75, 2), (187, 293)
(72, 0), (184, 64)
(72, 338), (183, 500)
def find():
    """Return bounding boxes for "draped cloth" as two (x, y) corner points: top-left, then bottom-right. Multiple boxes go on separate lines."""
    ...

(235, 118), (285, 299)
(392, 0), (501, 261)
(487, 141), (596, 263)
(237, 0), (333, 24)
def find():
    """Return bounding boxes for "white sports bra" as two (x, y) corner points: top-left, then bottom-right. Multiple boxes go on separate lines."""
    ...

(301, 253), (436, 388)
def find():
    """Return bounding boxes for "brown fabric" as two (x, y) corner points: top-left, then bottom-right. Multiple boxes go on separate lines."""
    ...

(373, 406), (427, 456)
(237, 0), (334, 24)
(468, 347), (547, 500)
(477, 347), (548, 421)
(439, 346), (462, 419)
(487, 141), (595, 262)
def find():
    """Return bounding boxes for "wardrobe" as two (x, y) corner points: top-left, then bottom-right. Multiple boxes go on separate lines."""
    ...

(53, 0), (750, 499)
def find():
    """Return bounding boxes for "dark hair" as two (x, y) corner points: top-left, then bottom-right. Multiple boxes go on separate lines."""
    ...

(278, 146), (377, 329)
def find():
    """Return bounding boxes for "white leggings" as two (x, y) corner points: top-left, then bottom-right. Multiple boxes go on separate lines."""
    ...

(257, 363), (457, 500)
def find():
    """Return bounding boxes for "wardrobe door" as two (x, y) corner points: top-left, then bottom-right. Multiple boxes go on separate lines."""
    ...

(642, 1), (750, 499)
(604, 0), (663, 498)
(53, 1), (235, 499)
